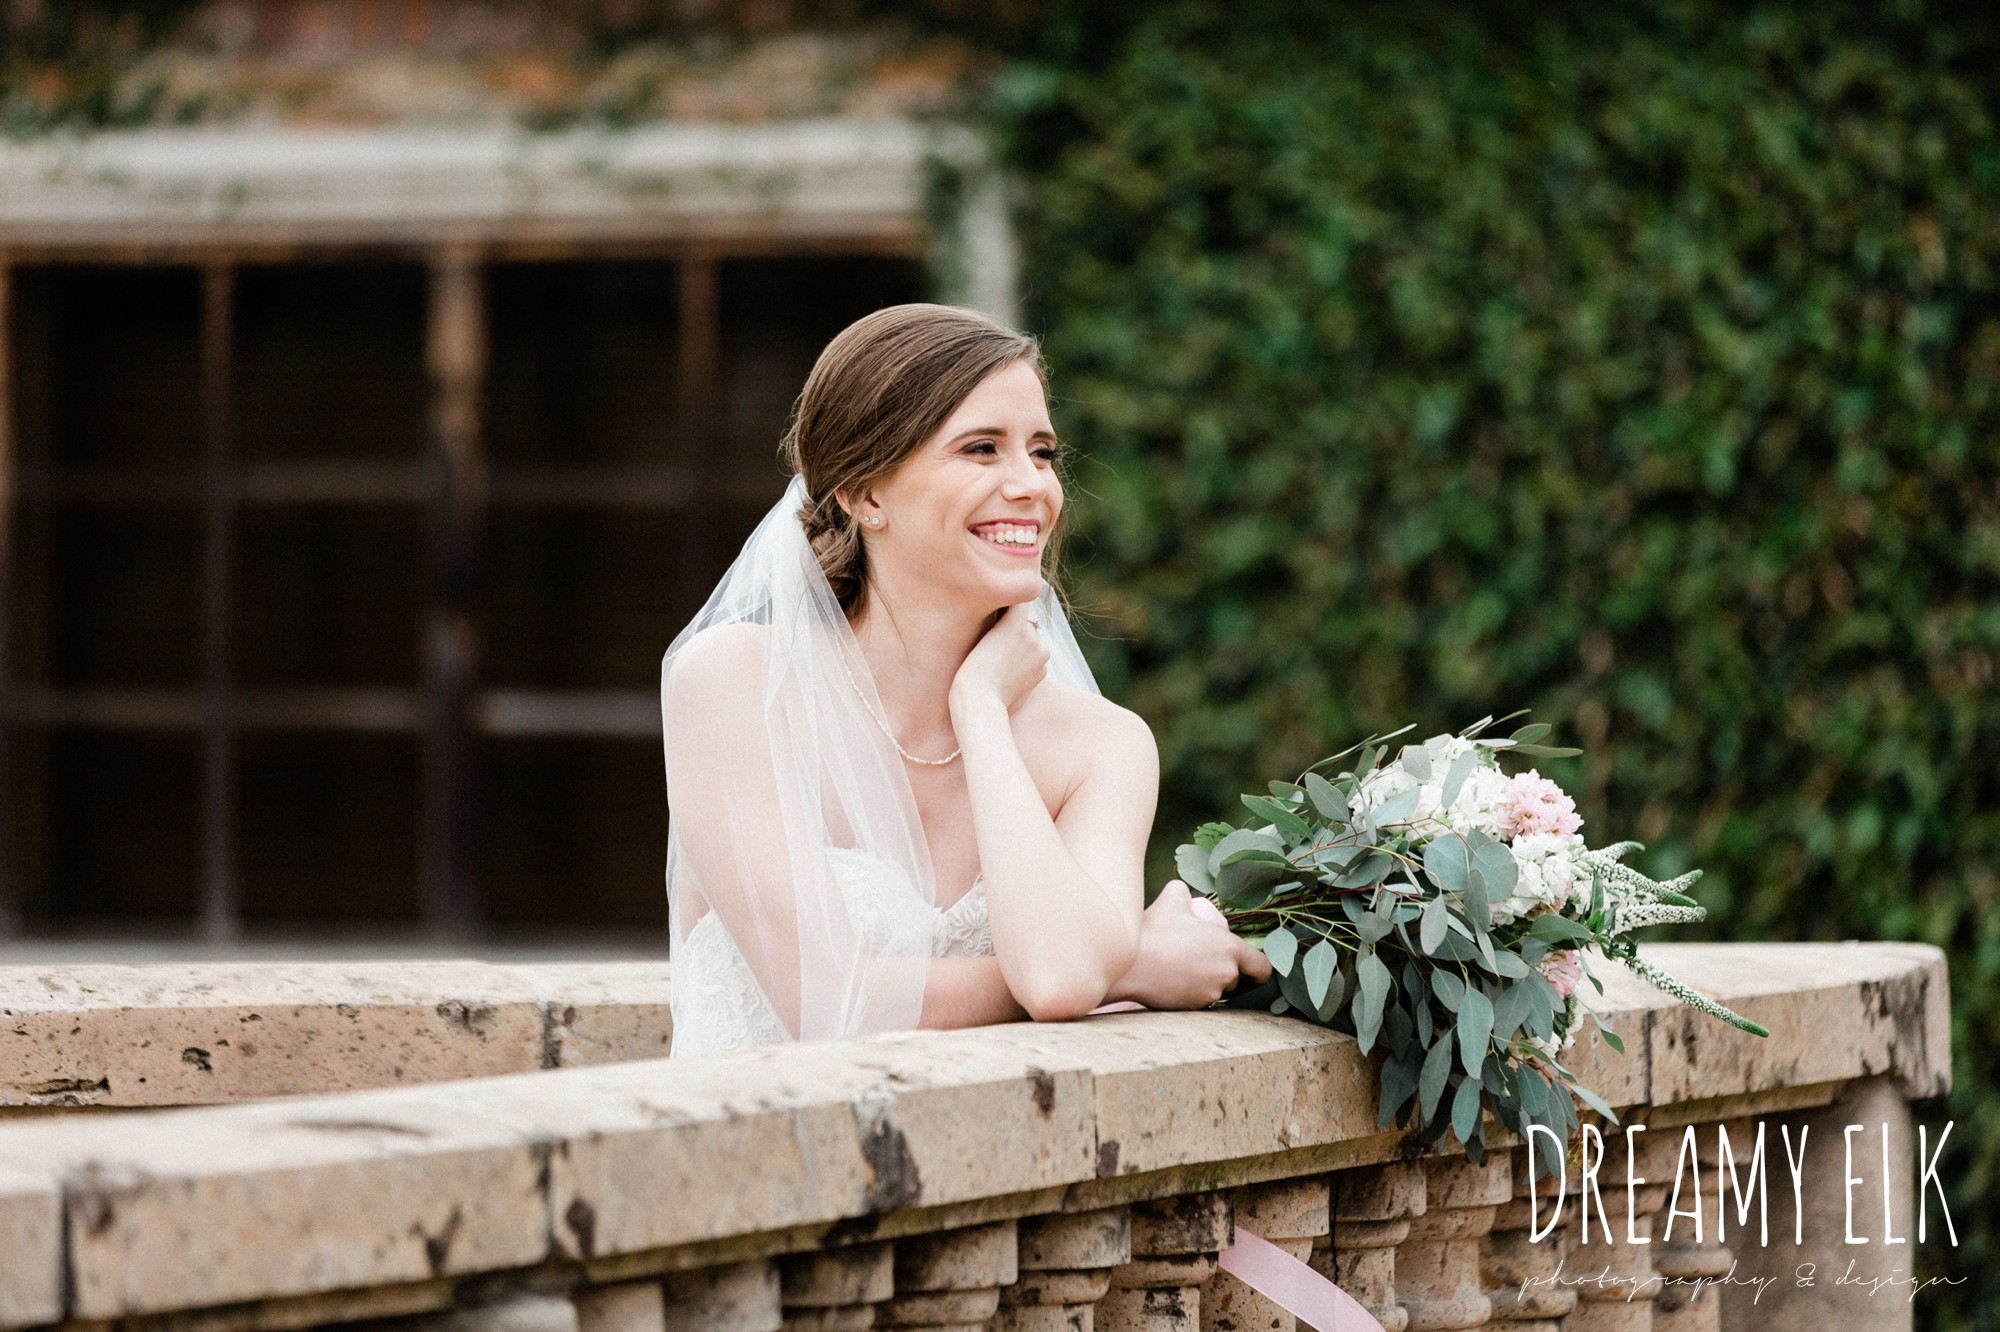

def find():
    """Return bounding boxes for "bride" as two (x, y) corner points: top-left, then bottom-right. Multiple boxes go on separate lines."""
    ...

(662, 303), (1270, 1056)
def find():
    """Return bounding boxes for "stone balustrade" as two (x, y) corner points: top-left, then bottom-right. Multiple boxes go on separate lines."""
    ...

(0, 943), (1950, 1332)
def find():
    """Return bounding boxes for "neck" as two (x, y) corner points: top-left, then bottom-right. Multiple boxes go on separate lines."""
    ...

(849, 579), (996, 751)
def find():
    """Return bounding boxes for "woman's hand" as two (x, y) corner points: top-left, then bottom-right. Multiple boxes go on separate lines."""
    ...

(949, 602), (1050, 718)
(1108, 879), (1271, 1010)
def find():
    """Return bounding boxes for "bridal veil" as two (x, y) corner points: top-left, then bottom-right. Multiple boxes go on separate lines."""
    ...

(660, 473), (1099, 1045)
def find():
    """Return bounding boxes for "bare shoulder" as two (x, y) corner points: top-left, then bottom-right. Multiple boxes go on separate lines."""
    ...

(1026, 680), (1158, 777)
(663, 622), (769, 710)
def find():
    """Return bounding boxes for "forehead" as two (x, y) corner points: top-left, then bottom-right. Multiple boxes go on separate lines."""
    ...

(936, 359), (1051, 435)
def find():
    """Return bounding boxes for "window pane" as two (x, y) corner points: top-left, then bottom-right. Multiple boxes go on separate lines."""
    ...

(486, 261), (683, 468)
(238, 733), (420, 926)
(478, 736), (666, 933)
(237, 506), (423, 688)
(8, 265), (203, 470)
(236, 263), (428, 463)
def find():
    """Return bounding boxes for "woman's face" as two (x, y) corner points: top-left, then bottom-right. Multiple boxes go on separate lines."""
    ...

(852, 358), (1063, 615)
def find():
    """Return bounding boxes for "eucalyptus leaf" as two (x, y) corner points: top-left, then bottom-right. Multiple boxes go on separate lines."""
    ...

(1470, 839), (1518, 900)
(1570, 1081), (1619, 1125)
(1377, 1054), (1418, 1128)
(1463, 866), (1491, 933)
(1241, 793), (1311, 840)
(1510, 723), (1552, 745)
(1419, 895), (1450, 954)
(1174, 843), (1215, 895)
(1399, 744), (1433, 780)
(1457, 986), (1494, 1076)
(1303, 939), (1338, 1008)
(1318, 964), (1348, 1021)
(1431, 968), (1465, 1011)
(1382, 1000), (1415, 1055)
(1424, 837), (1470, 894)
(1439, 748), (1479, 808)
(1208, 827), (1287, 876)
(1512, 743), (1583, 758)
(1418, 1035), (1454, 1123)
(1332, 850), (1396, 889)
(1371, 785), (1421, 826)
(1355, 951), (1391, 1054)
(1490, 950), (1531, 979)
(1355, 908), (1394, 946)
(1451, 1074), (1483, 1143)
(1529, 914), (1595, 946)
(1303, 772), (1350, 822)
(1261, 926), (1298, 976)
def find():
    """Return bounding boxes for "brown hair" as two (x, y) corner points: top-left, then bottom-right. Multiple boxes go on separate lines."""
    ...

(781, 303), (1059, 616)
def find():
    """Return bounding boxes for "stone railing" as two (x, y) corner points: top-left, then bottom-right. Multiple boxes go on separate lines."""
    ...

(0, 942), (1950, 1332)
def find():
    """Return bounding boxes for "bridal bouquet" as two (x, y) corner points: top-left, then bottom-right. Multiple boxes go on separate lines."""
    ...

(1175, 715), (1766, 1165)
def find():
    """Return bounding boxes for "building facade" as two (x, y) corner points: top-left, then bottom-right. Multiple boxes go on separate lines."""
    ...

(0, 0), (1016, 944)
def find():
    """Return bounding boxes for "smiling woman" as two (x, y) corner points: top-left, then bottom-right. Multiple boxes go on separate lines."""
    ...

(659, 304), (1268, 1055)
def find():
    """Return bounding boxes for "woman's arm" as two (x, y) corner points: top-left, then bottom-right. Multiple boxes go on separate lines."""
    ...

(920, 956), (1028, 1028)
(950, 607), (1151, 1021)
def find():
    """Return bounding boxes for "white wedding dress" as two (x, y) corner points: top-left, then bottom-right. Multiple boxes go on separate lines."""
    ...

(670, 847), (993, 1057)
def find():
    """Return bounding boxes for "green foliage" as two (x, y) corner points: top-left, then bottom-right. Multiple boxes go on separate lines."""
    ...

(991, 3), (2000, 1325)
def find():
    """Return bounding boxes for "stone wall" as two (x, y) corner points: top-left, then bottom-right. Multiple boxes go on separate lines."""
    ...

(0, 942), (1953, 1332)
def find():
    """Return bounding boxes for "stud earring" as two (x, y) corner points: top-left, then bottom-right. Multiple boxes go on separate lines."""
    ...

(864, 515), (881, 526)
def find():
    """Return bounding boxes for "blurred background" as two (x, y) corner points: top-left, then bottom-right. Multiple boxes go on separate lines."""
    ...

(0, 2), (1995, 1323)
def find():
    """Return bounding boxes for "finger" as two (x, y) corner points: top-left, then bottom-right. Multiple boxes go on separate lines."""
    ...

(1235, 936), (1274, 982)
(1155, 878), (1192, 908)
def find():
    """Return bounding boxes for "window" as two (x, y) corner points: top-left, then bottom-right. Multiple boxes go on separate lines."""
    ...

(0, 248), (927, 941)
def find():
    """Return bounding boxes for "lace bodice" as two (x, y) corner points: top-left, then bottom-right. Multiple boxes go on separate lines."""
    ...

(669, 849), (992, 1057)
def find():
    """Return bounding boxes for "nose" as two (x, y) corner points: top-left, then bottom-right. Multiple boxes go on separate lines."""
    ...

(999, 447), (1054, 504)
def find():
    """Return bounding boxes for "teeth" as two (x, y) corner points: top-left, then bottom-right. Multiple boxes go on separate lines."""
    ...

(977, 525), (1037, 547)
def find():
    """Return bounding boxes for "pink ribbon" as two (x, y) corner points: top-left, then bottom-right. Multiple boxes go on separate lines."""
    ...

(1217, 1226), (1387, 1332)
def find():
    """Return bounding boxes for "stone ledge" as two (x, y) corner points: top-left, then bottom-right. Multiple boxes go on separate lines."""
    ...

(0, 942), (1946, 1326)
(0, 961), (671, 1109)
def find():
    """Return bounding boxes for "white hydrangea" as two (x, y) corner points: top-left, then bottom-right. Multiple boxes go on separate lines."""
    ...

(1490, 831), (1590, 924)
(1356, 733), (1510, 840)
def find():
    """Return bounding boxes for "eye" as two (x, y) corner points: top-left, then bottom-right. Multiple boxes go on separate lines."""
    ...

(963, 440), (999, 456)
(1034, 444), (1063, 464)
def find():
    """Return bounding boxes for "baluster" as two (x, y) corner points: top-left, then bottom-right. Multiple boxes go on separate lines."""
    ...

(877, 1221), (1018, 1332)
(1203, 1176), (1330, 1332)
(996, 1207), (1132, 1332)
(781, 1242), (894, 1330)
(660, 1260), (782, 1332)
(1318, 1161), (1425, 1332)
(1099, 1194), (1233, 1332)
(1484, 1145), (1575, 1331)
(1565, 1132), (1667, 1332)
(574, 1282), (666, 1332)
(1649, 1122), (1734, 1332)
(1397, 1156), (1511, 1332)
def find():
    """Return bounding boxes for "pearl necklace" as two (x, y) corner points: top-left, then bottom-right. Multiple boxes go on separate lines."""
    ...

(836, 648), (962, 766)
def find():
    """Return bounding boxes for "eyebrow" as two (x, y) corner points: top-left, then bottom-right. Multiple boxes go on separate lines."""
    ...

(946, 426), (1061, 444)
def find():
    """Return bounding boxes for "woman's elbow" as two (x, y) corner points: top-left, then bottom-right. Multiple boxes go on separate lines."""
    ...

(1011, 961), (1121, 1023)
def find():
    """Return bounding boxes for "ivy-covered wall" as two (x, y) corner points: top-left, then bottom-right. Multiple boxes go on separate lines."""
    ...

(987, 3), (1999, 1325)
